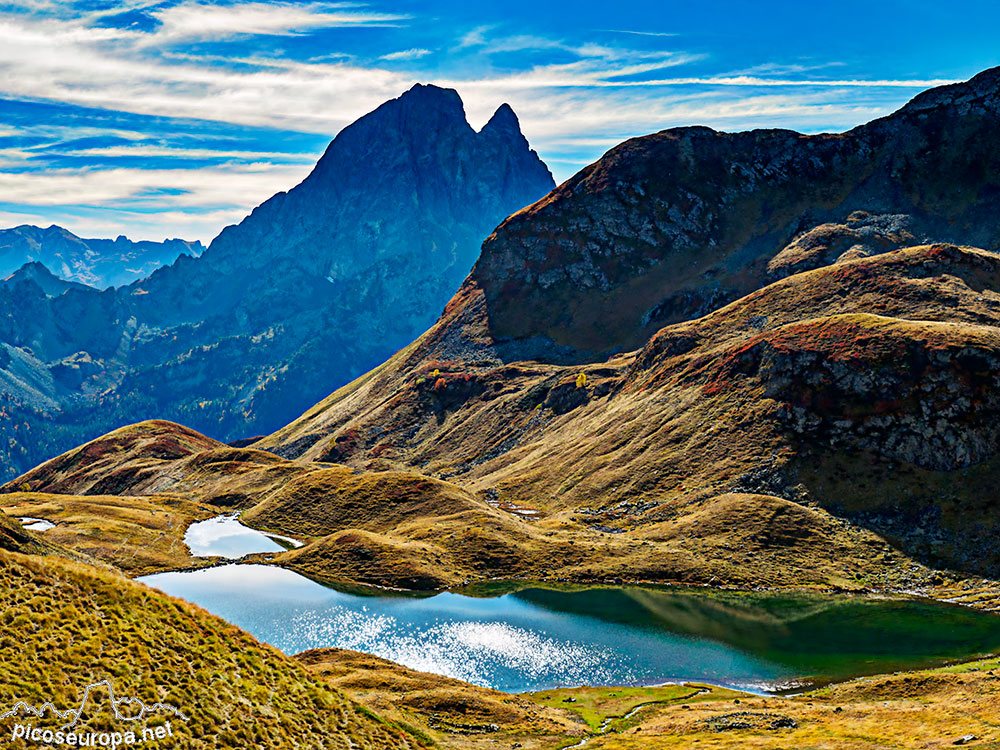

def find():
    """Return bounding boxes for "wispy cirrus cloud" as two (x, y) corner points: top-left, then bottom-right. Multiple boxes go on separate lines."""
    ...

(380, 47), (432, 61)
(0, 160), (315, 241)
(143, 1), (409, 43)
(602, 29), (677, 38)
(0, 162), (313, 209)
(603, 75), (957, 89)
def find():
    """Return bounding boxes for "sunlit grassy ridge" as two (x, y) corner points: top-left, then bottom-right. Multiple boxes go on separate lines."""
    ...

(0, 492), (218, 575)
(301, 643), (1000, 749)
(0, 549), (427, 749)
(2, 419), (926, 592)
(298, 648), (578, 750)
(572, 659), (1000, 749)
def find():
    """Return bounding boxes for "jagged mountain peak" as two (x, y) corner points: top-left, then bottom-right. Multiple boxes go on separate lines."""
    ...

(203, 84), (553, 276)
(0, 86), (556, 478)
(5, 259), (50, 277)
(400, 81), (466, 109)
(323, 82), (471, 152)
(481, 103), (522, 138)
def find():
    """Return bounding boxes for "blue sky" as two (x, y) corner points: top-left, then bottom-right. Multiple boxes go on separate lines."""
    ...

(0, 0), (996, 243)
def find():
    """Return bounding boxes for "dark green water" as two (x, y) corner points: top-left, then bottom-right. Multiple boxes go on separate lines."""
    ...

(139, 564), (1000, 694)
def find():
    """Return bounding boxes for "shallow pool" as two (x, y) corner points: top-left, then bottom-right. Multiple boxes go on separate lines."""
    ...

(183, 514), (302, 558)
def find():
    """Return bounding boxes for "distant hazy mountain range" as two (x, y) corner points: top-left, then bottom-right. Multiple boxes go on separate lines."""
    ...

(1, 261), (94, 297)
(0, 225), (203, 290)
(0, 84), (555, 478)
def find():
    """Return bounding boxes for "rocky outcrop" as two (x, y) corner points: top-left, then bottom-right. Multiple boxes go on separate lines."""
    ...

(710, 313), (1000, 471)
(766, 212), (916, 279)
(465, 66), (1000, 362)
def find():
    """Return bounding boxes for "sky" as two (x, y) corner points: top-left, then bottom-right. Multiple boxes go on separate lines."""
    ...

(0, 0), (997, 244)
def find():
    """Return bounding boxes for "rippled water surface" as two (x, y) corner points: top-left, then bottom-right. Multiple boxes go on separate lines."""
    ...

(139, 564), (1000, 693)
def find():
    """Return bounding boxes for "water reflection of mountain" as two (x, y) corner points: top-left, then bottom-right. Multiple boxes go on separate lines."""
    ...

(508, 586), (1000, 675)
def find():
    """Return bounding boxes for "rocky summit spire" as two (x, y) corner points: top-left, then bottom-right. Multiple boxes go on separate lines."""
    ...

(0, 84), (556, 478)
(203, 84), (552, 276)
(481, 103), (523, 139)
(345, 83), (470, 141)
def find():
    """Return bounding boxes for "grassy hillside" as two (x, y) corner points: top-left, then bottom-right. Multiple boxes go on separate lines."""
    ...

(0, 548), (427, 749)
(0, 491), (219, 575)
(243, 245), (1000, 587)
(572, 657), (1000, 749)
(298, 648), (577, 750)
(11, 247), (1000, 592)
(2, 418), (925, 590)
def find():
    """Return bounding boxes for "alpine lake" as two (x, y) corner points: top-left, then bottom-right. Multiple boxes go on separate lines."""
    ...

(137, 515), (1000, 694)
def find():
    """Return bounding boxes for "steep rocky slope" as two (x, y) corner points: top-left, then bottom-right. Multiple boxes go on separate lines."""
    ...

(464, 66), (1000, 361)
(0, 85), (554, 479)
(257, 241), (1000, 580)
(248, 68), (1000, 583)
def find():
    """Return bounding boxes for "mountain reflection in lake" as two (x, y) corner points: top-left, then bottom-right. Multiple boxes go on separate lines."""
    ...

(139, 565), (1000, 694)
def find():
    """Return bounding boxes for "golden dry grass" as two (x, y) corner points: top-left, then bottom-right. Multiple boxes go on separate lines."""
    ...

(0, 492), (218, 575)
(0, 549), (428, 749)
(579, 661), (1000, 749)
(298, 648), (578, 750)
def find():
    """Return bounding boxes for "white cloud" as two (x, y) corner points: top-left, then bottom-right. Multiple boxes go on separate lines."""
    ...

(609, 75), (956, 89)
(0, 147), (35, 169)
(0, 162), (315, 241)
(604, 29), (677, 38)
(0, 13), (409, 132)
(456, 24), (493, 49)
(145, 1), (409, 43)
(380, 48), (432, 61)
(60, 143), (317, 162)
(0, 7), (950, 139)
(0, 163), (312, 208)
(0, 206), (234, 242)
(0, 3), (964, 241)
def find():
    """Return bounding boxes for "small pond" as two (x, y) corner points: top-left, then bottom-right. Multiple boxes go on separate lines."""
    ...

(18, 516), (54, 531)
(183, 514), (302, 558)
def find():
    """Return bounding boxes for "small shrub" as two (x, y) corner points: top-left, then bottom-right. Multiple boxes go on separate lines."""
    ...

(575, 373), (588, 388)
